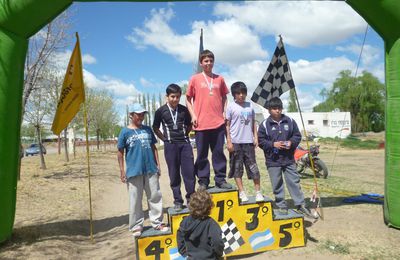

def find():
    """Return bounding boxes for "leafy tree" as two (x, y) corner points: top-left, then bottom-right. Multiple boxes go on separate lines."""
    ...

(288, 89), (298, 112)
(313, 70), (385, 132)
(73, 88), (119, 149)
(181, 84), (188, 95)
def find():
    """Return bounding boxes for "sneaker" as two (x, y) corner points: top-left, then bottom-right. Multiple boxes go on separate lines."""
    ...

(239, 191), (249, 202)
(296, 205), (318, 219)
(131, 227), (143, 238)
(154, 223), (169, 232)
(174, 203), (183, 212)
(255, 191), (264, 202)
(216, 182), (232, 189)
(276, 208), (288, 215)
(198, 184), (208, 191)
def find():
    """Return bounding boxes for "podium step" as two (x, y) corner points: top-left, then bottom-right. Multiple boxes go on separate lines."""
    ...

(136, 188), (306, 259)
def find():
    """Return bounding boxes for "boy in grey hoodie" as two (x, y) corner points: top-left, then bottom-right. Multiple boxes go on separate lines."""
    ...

(177, 190), (224, 260)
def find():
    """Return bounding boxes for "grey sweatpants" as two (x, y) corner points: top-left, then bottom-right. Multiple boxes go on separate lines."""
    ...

(267, 163), (305, 209)
(127, 173), (163, 231)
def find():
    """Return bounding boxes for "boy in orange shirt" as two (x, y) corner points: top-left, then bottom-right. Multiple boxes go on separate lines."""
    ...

(186, 50), (232, 190)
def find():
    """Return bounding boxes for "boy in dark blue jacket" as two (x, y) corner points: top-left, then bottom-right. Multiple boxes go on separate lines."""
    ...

(258, 97), (316, 218)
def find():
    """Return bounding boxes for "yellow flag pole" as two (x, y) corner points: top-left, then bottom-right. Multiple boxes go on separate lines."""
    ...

(84, 98), (94, 241)
(76, 32), (94, 241)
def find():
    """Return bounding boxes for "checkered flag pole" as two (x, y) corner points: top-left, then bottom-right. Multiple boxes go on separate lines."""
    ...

(251, 35), (295, 109)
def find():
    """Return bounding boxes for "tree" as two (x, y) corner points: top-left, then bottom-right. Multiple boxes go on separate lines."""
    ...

(24, 76), (54, 169)
(141, 93), (147, 125)
(159, 92), (163, 107)
(23, 11), (71, 117)
(72, 87), (119, 150)
(313, 70), (385, 132)
(152, 93), (157, 121)
(287, 89), (298, 112)
(181, 84), (188, 95)
(146, 93), (151, 125)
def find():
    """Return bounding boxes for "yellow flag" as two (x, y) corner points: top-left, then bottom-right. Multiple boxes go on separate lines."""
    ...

(51, 33), (85, 135)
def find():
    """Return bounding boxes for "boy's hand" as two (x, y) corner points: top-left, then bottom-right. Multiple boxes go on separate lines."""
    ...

(120, 172), (127, 183)
(227, 141), (234, 153)
(274, 141), (286, 150)
(253, 139), (258, 148)
(192, 116), (198, 128)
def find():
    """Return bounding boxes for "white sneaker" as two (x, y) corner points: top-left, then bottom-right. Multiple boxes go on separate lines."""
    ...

(239, 191), (249, 202)
(131, 227), (143, 238)
(154, 223), (169, 232)
(255, 191), (264, 202)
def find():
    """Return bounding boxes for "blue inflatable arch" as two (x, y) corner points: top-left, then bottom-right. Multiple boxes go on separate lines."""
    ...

(1, 0), (399, 242)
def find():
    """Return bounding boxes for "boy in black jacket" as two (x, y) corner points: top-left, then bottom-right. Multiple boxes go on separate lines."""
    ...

(258, 97), (316, 218)
(177, 190), (224, 259)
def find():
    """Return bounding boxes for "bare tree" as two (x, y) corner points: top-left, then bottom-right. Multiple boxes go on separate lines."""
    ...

(23, 11), (71, 117)
(24, 76), (53, 169)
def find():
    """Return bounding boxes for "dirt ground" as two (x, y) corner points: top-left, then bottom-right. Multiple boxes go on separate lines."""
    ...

(1, 135), (399, 260)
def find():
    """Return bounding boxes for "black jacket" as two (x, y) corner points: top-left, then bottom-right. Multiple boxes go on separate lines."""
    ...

(177, 215), (224, 260)
(258, 114), (301, 167)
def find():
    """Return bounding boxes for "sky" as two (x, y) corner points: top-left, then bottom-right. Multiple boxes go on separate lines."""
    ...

(56, 1), (384, 118)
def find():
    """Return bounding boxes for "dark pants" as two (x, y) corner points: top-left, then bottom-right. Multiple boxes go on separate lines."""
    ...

(195, 124), (227, 187)
(164, 142), (195, 205)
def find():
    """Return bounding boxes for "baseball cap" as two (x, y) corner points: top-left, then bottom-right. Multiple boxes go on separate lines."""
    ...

(129, 103), (148, 113)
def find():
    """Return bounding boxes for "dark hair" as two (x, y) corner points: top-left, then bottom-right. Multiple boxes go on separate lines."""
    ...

(268, 97), (283, 109)
(231, 81), (247, 98)
(199, 49), (214, 63)
(166, 84), (182, 96)
(188, 190), (214, 219)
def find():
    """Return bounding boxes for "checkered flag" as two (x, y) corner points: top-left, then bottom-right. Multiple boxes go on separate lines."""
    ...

(221, 218), (245, 255)
(251, 37), (295, 109)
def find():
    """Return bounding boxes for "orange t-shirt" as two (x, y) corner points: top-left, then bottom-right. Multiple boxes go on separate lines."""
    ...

(187, 72), (229, 131)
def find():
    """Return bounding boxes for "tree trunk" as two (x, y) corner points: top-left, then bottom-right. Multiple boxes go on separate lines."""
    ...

(96, 128), (100, 150)
(36, 125), (46, 170)
(73, 139), (76, 159)
(64, 128), (69, 162)
(57, 135), (61, 155)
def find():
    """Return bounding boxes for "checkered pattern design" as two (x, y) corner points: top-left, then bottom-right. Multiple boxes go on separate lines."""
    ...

(221, 218), (245, 255)
(251, 38), (295, 109)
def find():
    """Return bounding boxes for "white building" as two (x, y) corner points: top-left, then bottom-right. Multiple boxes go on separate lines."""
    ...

(261, 111), (351, 139)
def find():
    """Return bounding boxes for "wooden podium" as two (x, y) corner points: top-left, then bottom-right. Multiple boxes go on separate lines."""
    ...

(136, 187), (305, 259)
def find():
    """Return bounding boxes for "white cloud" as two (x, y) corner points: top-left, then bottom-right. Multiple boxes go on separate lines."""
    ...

(126, 6), (267, 67)
(213, 1), (367, 47)
(222, 55), (357, 112)
(50, 50), (97, 71)
(290, 56), (355, 86)
(336, 43), (382, 69)
(139, 77), (164, 89)
(223, 56), (355, 95)
(82, 54), (97, 65)
(83, 70), (140, 98)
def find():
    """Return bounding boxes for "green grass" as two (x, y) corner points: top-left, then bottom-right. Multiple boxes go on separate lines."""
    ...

(318, 135), (381, 149)
(320, 239), (350, 255)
